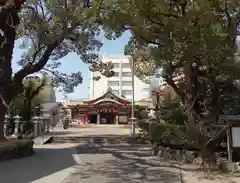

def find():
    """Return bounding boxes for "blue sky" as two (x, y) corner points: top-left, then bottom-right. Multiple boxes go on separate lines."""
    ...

(12, 32), (131, 101)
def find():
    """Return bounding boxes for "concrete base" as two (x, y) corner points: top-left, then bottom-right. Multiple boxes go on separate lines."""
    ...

(33, 135), (53, 145)
(220, 160), (240, 173)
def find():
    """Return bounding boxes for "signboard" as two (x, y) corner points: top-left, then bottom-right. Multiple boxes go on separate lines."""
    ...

(232, 127), (240, 147)
(98, 109), (118, 113)
(119, 115), (128, 124)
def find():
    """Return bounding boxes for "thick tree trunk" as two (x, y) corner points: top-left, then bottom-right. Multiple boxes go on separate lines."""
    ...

(0, 1), (31, 140)
(0, 102), (7, 141)
(0, 8), (20, 140)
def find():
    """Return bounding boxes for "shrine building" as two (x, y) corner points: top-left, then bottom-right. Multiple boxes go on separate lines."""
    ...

(66, 88), (147, 124)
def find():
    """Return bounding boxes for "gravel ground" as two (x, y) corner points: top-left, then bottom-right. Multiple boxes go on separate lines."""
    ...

(180, 168), (240, 183)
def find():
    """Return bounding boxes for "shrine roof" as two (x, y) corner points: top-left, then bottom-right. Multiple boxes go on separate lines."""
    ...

(84, 88), (131, 105)
(92, 98), (124, 105)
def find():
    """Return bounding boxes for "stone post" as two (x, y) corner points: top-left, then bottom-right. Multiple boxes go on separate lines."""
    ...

(97, 113), (100, 124)
(148, 118), (157, 141)
(13, 115), (22, 138)
(130, 117), (137, 136)
(4, 114), (9, 136)
(45, 117), (50, 133)
(56, 109), (64, 128)
(32, 116), (42, 137)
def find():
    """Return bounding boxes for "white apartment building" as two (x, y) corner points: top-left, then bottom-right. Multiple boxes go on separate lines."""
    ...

(90, 55), (150, 101)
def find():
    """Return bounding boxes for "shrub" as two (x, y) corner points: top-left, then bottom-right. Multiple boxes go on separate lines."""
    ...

(139, 122), (190, 143)
(0, 140), (34, 161)
(138, 121), (226, 151)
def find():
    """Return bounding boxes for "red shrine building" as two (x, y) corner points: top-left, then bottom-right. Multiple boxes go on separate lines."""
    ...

(66, 88), (139, 124)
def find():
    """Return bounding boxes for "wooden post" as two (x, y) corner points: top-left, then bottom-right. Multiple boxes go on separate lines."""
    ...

(227, 127), (232, 162)
(149, 121), (152, 140)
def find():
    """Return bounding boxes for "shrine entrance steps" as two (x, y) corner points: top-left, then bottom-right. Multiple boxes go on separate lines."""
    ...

(51, 135), (147, 145)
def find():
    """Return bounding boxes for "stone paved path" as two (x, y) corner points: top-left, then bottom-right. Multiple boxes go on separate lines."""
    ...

(63, 143), (182, 183)
(0, 126), (182, 183)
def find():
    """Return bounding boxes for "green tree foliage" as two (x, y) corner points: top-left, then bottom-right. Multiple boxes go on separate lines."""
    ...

(0, 0), (114, 140)
(97, 0), (240, 158)
(17, 0), (114, 93)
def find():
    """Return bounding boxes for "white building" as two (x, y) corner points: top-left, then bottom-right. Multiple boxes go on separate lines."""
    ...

(90, 55), (150, 101)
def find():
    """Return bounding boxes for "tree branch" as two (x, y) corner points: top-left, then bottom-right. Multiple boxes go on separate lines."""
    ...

(42, 68), (68, 84)
(13, 21), (79, 85)
(134, 0), (179, 28)
(13, 40), (60, 83)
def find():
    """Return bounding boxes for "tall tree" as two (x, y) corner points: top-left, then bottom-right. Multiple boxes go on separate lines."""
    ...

(98, 0), (240, 162)
(0, 0), (114, 140)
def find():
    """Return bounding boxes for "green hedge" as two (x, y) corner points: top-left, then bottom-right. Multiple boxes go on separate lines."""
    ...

(0, 139), (34, 161)
(138, 122), (197, 150)
(138, 121), (226, 151)
(138, 122), (191, 144)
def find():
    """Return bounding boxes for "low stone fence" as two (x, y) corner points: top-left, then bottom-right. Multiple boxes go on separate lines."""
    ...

(4, 115), (51, 138)
(152, 145), (196, 163)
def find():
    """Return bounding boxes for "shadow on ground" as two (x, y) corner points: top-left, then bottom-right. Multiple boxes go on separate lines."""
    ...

(0, 144), (78, 183)
(65, 144), (182, 183)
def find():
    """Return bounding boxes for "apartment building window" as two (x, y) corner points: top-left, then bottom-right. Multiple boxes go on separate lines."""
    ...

(114, 72), (119, 77)
(122, 72), (132, 77)
(142, 87), (149, 92)
(113, 63), (120, 68)
(112, 90), (119, 96)
(122, 63), (130, 68)
(123, 90), (132, 95)
(122, 81), (132, 86)
(108, 81), (119, 86)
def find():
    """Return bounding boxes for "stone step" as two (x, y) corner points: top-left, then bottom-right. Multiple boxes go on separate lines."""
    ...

(52, 136), (147, 144)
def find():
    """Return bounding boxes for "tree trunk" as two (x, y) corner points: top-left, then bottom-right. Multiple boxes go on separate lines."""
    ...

(0, 102), (7, 141)
(0, 9), (19, 140)
(0, 1), (29, 140)
(184, 61), (201, 140)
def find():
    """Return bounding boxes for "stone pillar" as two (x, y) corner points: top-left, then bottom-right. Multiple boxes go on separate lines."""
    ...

(12, 115), (22, 138)
(57, 109), (64, 128)
(32, 116), (42, 137)
(115, 115), (119, 125)
(45, 117), (50, 132)
(42, 117), (50, 132)
(97, 113), (100, 124)
(4, 114), (9, 137)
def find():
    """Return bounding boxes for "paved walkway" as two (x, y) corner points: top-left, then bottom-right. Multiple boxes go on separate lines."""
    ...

(0, 126), (181, 183)
(0, 143), (80, 183)
(64, 144), (182, 183)
(0, 143), (181, 183)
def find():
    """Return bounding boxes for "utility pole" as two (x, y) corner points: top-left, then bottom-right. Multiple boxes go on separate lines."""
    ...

(130, 56), (136, 135)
